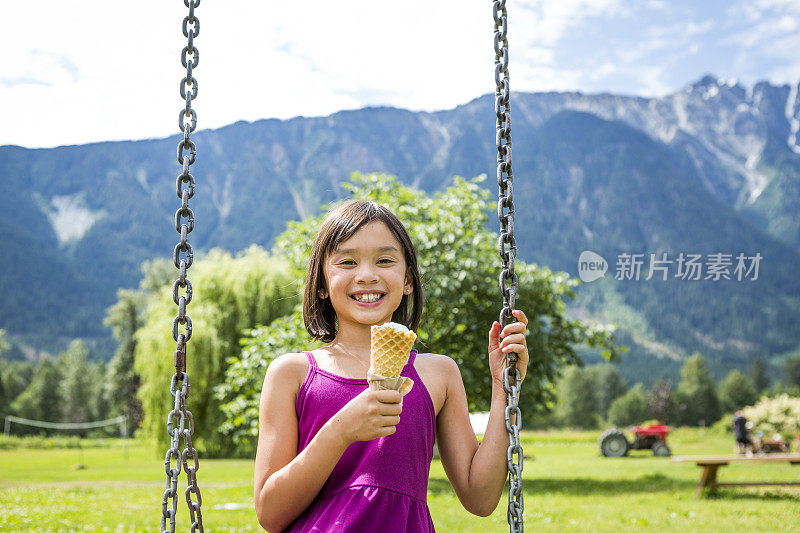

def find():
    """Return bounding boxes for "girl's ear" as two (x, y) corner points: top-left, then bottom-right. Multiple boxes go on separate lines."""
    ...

(404, 271), (413, 295)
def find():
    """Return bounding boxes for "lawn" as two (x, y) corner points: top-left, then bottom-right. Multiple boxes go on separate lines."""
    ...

(1, 429), (798, 532)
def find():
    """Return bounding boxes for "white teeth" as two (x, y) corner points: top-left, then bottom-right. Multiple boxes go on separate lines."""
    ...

(354, 293), (382, 302)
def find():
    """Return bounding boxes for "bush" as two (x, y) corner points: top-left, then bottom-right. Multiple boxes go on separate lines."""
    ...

(583, 364), (627, 419)
(608, 384), (649, 427)
(553, 366), (599, 429)
(741, 394), (800, 442)
(711, 413), (734, 436)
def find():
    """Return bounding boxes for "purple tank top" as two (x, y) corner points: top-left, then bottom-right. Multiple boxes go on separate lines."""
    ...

(285, 349), (437, 532)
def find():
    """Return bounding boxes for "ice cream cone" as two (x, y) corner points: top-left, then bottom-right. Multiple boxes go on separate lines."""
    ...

(370, 323), (417, 377)
(368, 322), (417, 396)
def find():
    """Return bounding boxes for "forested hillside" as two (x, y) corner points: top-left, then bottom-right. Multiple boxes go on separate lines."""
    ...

(2, 75), (800, 382)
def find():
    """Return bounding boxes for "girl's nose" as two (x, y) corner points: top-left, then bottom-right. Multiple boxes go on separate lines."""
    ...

(355, 265), (379, 283)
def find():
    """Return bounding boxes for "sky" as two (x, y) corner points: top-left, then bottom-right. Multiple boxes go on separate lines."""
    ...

(1, 0), (800, 148)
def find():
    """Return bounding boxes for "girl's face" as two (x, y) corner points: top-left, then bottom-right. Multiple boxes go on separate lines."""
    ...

(323, 220), (413, 331)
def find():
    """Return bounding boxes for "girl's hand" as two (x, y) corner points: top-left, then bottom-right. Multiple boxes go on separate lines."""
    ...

(330, 388), (403, 445)
(488, 309), (529, 386)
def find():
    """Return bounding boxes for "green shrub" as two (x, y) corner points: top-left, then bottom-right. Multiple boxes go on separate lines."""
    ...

(710, 413), (734, 435)
(608, 384), (649, 427)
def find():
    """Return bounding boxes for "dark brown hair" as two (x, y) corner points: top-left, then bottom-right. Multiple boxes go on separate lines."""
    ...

(303, 200), (423, 342)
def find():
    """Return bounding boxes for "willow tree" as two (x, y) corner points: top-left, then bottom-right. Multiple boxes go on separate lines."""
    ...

(134, 246), (300, 456)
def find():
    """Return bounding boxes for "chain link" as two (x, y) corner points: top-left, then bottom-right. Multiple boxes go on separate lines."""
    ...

(162, 1), (204, 531)
(493, 1), (523, 531)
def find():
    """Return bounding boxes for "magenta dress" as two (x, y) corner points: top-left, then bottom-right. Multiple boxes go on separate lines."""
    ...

(285, 349), (437, 532)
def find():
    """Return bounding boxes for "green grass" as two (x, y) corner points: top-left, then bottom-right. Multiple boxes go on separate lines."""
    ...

(1, 429), (798, 532)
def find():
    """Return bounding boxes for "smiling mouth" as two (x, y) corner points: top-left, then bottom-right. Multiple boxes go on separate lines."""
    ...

(351, 293), (385, 303)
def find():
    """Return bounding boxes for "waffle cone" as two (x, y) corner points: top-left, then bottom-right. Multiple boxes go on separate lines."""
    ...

(369, 325), (417, 377)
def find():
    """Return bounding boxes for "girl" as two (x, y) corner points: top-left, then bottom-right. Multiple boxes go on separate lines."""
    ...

(254, 200), (529, 532)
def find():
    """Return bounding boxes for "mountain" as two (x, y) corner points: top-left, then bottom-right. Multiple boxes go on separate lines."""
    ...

(512, 109), (800, 381)
(2, 75), (799, 383)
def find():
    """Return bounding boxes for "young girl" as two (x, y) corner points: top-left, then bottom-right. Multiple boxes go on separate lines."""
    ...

(254, 200), (529, 532)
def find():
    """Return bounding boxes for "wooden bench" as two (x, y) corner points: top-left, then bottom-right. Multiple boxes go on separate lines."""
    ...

(671, 454), (800, 496)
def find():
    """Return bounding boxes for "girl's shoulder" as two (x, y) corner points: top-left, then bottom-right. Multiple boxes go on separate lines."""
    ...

(415, 352), (460, 373)
(413, 352), (460, 416)
(265, 352), (311, 394)
(414, 352), (457, 369)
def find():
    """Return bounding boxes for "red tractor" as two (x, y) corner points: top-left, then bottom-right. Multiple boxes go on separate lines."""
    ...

(599, 424), (671, 457)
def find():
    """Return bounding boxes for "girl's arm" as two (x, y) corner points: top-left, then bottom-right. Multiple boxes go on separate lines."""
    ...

(435, 358), (513, 516)
(253, 353), (349, 532)
(436, 310), (529, 517)
(254, 353), (403, 532)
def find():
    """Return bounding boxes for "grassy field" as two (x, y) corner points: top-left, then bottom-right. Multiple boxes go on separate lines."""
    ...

(1, 429), (799, 532)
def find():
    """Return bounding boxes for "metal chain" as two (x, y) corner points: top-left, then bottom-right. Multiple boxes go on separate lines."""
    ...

(162, 1), (203, 532)
(493, 1), (523, 531)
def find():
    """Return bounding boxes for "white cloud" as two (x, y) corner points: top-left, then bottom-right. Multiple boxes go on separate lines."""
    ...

(0, 50), (79, 87)
(0, 0), (497, 147)
(516, 0), (623, 47)
(0, 0), (799, 147)
(721, 3), (800, 86)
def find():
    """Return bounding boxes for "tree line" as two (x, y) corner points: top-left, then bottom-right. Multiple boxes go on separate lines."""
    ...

(0, 280), (145, 437)
(550, 354), (800, 429)
(0, 339), (122, 435)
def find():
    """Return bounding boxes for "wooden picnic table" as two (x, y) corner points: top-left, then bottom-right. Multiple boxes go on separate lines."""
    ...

(671, 454), (800, 496)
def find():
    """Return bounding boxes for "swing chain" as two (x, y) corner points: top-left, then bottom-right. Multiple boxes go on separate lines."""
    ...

(163, 1), (204, 532)
(494, 0), (523, 531)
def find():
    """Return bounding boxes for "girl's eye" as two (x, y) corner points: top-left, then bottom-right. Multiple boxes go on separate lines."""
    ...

(338, 259), (394, 265)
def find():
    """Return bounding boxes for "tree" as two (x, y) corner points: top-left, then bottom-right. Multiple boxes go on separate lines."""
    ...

(784, 355), (800, 389)
(104, 288), (146, 436)
(584, 364), (628, 419)
(0, 369), (6, 418)
(217, 174), (620, 452)
(273, 174), (620, 411)
(675, 353), (720, 426)
(91, 360), (110, 423)
(11, 359), (62, 429)
(0, 329), (8, 354)
(647, 379), (676, 423)
(718, 370), (757, 413)
(1, 361), (34, 412)
(0, 330), (8, 415)
(135, 246), (301, 456)
(749, 356), (770, 393)
(608, 384), (649, 427)
(217, 309), (320, 451)
(553, 366), (599, 428)
(58, 340), (93, 427)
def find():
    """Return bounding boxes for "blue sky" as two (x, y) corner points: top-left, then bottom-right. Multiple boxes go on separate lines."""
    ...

(1, 0), (799, 148)
(530, 0), (800, 96)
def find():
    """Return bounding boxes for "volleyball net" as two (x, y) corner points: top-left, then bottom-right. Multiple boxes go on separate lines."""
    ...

(3, 415), (127, 437)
